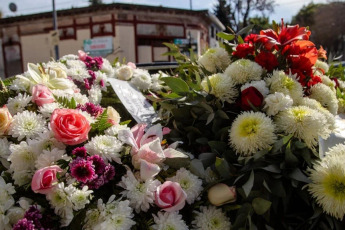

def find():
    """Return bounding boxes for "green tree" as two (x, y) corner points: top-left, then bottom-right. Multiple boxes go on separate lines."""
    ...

(88, 0), (103, 6)
(213, 0), (233, 31)
(291, 2), (320, 26)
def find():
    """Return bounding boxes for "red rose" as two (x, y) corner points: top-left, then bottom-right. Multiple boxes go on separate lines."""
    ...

(241, 87), (264, 111)
(50, 109), (91, 145)
(233, 44), (254, 58)
(255, 51), (278, 72)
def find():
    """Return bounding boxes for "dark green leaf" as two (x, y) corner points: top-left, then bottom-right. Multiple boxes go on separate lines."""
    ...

(190, 159), (205, 178)
(208, 141), (227, 154)
(161, 77), (189, 94)
(242, 170), (254, 197)
(198, 152), (217, 168)
(288, 168), (311, 183)
(236, 24), (255, 35)
(215, 157), (231, 179)
(252, 198), (271, 215)
(120, 120), (131, 125)
(285, 142), (299, 165)
(217, 32), (235, 41)
(90, 109), (113, 134)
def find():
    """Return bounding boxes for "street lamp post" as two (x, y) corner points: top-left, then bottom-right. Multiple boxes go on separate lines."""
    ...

(52, 0), (59, 60)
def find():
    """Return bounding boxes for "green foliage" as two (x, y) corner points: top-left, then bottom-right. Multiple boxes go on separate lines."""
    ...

(90, 109), (112, 134)
(328, 64), (345, 81)
(54, 96), (77, 109)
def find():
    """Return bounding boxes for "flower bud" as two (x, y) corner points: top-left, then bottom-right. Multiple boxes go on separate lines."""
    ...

(107, 106), (121, 125)
(208, 183), (236, 206)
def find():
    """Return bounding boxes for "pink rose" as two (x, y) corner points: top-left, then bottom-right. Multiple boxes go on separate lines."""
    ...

(31, 165), (63, 194)
(0, 105), (12, 135)
(31, 84), (55, 106)
(155, 181), (187, 212)
(78, 50), (87, 61)
(50, 109), (91, 145)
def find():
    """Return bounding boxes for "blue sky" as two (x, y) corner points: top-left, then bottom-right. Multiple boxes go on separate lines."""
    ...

(1, 0), (328, 23)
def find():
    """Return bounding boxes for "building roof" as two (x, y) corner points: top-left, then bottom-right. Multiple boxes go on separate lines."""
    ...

(0, 3), (209, 25)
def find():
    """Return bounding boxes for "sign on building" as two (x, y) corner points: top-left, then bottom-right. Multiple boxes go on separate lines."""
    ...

(83, 36), (113, 57)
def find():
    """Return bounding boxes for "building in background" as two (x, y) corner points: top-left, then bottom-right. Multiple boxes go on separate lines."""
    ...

(0, 3), (224, 78)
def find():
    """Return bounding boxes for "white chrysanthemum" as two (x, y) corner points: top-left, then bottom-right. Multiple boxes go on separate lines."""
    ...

(338, 98), (345, 114)
(320, 75), (336, 90)
(7, 197), (33, 225)
(79, 111), (96, 124)
(275, 106), (331, 149)
(85, 135), (123, 163)
(224, 59), (263, 85)
(314, 60), (329, 73)
(118, 170), (161, 213)
(105, 124), (130, 136)
(266, 70), (303, 103)
(298, 97), (336, 132)
(9, 141), (38, 172)
(60, 54), (78, 61)
(8, 111), (47, 141)
(167, 168), (203, 204)
(12, 170), (34, 187)
(115, 65), (133, 81)
(84, 195), (135, 230)
(35, 148), (70, 169)
(192, 206), (231, 230)
(94, 71), (108, 91)
(9, 76), (31, 92)
(88, 86), (103, 104)
(44, 61), (68, 75)
(0, 176), (15, 211)
(28, 130), (66, 153)
(131, 69), (152, 90)
(66, 67), (90, 82)
(70, 186), (93, 211)
(74, 93), (90, 105)
(229, 111), (276, 156)
(205, 167), (219, 184)
(39, 102), (61, 118)
(308, 144), (345, 220)
(65, 59), (86, 69)
(263, 92), (293, 116)
(198, 47), (230, 73)
(201, 73), (238, 103)
(151, 71), (169, 91)
(6, 93), (32, 115)
(241, 80), (269, 97)
(0, 138), (11, 169)
(152, 212), (189, 230)
(309, 83), (338, 115)
(101, 58), (115, 78)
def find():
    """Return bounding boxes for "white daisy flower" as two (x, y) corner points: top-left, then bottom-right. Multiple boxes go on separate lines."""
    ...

(35, 148), (70, 169)
(105, 124), (130, 136)
(12, 170), (34, 187)
(115, 65), (134, 81)
(241, 80), (269, 97)
(150, 71), (169, 91)
(275, 106), (331, 149)
(66, 67), (90, 82)
(131, 69), (152, 90)
(8, 111), (47, 141)
(314, 59), (329, 73)
(224, 59), (263, 85)
(70, 186), (93, 211)
(320, 75), (336, 90)
(88, 85), (103, 105)
(308, 144), (345, 220)
(309, 83), (338, 115)
(198, 47), (230, 73)
(263, 92), (293, 116)
(9, 141), (38, 172)
(118, 170), (161, 213)
(6, 93), (32, 115)
(0, 138), (11, 169)
(60, 54), (79, 61)
(9, 76), (31, 92)
(65, 59), (86, 69)
(94, 71), (108, 91)
(201, 73), (238, 103)
(265, 70), (303, 103)
(85, 135), (123, 163)
(0, 176), (15, 211)
(152, 211), (189, 230)
(101, 58), (115, 78)
(39, 102), (61, 118)
(79, 111), (96, 124)
(167, 168), (203, 204)
(229, 111), (276, 156)
(44, 61), (68, 75)
(28, 130), (66, 153)
(192, 206), (231, 230)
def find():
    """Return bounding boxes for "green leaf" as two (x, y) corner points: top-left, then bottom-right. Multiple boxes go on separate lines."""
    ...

(161, 77), (189, 95)
(285, 142), (299, 165)
(198, 152), (217, 168)
(215, 157), (231, 179)
(237, 35), (244, 44)
(91, 109), (113, 134)
(120, 120), (131, 125)
(288, 168), (311, 183)
(236, 24), (255, 35)
(216, 32), (235, 41)
(215, 110), (229, 120)
(242, 170), (254, 197)
(54, 95), (77, 109)
(208, 141), (227, 154)
(190, 159), (205, 178)
(252, 198), (271, 215)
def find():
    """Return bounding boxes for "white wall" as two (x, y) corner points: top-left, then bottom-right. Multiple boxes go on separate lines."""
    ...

(59, 29), (90, 57)
(21, 34), (51, 70)
(138, 46), (152, 63)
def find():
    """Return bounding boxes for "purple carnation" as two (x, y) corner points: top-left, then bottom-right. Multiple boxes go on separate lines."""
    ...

(71, 146), (88, 158)
(77, 102), (103, 117)
(85, 175), (105, 189)
(24, 206), (43, 229)
(70, 158), (96, 183)
(13, 219), (35, 230)
(104, 165), (115, 183)
(88, 155), (106, 174)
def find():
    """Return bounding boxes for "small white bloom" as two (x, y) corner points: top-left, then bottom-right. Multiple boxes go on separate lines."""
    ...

(152, 212), (189, 230)
(79, 111), (96, 124)
(88, 85), (103, 104)
(0, 138), (11, 169)
(60, 54), (79, 61)
(131, 69), (152, 90)
(70, 186), (93, 211)
(39, 102), (61, 118)
(35, 148), (70, 169)
(101, 58), (115, 78)
(167, 168), (203, 204)
(9, 76), (31, 92)
(320, 75), (336, 90)
(9, 141), (38, 172)
(85, 135), (123, 163)
(65, 59), (86, 69)
(309, 83), (338, 115)
(115, 65), (134, 81)
(314, 60), (329, 73)
(0, 176), (15, 211)
(198, 47), (230, 73)
(224, 59), (263, 85)
(105, 124), (130, 136)
(241, 80), (269, 97)
(118, 170), (161, 213)
(95, 71), (108, 91)
(192, 206), (231, 230)
(8, 111), (47, 141)
(6, 93), (32, 115)
(151, 71), (169, 91)
(263, 92), (293, 116)
(28, 130), (66, 153)
(66, 67), (90, 82)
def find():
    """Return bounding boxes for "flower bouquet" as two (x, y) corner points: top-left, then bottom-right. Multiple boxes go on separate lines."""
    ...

(123, 20), (345, 229)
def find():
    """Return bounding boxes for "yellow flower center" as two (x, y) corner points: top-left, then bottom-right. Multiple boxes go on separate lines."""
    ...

(324, 174), (345, 201)
(292, 109), (307, 122)
(239, 119), (258, 137)
(283, 76), (295, 90)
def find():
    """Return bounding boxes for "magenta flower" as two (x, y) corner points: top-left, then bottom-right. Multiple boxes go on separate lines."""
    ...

(72, 146), (88, 158)
(70, 158), (95, 183)
(88, 155), (106, 174)
(77, 102), (103, 118)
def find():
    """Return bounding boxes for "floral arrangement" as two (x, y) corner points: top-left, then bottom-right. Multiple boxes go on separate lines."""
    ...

(116, 20), (345, 229)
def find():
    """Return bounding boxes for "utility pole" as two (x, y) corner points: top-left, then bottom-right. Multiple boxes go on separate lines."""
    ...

(52, 0), (59, 60)
(190, 0), (192, 10)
